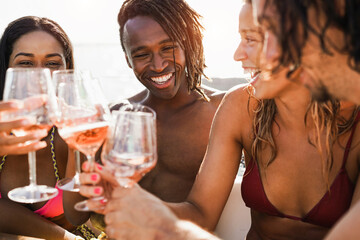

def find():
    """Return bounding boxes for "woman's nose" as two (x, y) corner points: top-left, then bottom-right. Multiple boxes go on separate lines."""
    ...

(233, 41), (247, 62)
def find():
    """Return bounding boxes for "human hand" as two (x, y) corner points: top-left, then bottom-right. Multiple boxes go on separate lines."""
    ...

(103, 184), (179, 240)
(79, 161), (119, 214)
(0, 100), (48, 155)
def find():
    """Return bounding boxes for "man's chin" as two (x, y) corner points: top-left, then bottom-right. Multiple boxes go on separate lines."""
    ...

(309, 85), (333, 102)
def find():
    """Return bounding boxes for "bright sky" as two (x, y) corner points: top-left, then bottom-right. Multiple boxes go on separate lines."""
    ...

(0, 0), (244, 79)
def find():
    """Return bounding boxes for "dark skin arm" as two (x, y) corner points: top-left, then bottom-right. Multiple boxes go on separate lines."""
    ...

(0, 199), (77, 239)
(63, 191), (90, 226)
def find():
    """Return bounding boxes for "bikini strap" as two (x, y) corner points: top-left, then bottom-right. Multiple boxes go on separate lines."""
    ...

(342, 111), (360, 168)
(50, 126), (60, 181)
(0, 155), (6, 172)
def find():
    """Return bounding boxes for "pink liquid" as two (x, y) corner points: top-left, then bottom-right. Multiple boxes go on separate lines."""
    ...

(59, 122), (108, 157)
(103, 152), (156, 182)
(129, 162), (156, 182)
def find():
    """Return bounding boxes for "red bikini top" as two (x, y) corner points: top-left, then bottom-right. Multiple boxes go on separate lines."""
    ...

(241, 114), (360, 228)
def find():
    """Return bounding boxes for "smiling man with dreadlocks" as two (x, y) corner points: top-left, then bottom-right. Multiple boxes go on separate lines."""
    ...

(67, 0), (224, 232)
(114, 0), (224, 201)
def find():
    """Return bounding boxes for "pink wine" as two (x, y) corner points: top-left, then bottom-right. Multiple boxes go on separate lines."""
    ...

(59, 121), (108, 157)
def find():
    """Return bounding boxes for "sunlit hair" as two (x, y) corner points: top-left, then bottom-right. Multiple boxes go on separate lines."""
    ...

(118, 0), (209, 101)
(248, 84), (359, 185)
(260, 0), (360, 73)
(0, 16), (74, 100)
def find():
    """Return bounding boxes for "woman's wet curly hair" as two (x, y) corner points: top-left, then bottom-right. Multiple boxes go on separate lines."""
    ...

(259, 0), (360, 72)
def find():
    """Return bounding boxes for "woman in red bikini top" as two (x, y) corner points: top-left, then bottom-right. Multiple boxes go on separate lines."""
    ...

(0, 16), (96, 240)
(153, 1), (360, 239)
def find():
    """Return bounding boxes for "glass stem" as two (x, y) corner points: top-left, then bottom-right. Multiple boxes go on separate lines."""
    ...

(28, 151), (37, 187)
(75, 150), (81, 174)
(86, 154), (95, 171)
(74, 150), (81, 185)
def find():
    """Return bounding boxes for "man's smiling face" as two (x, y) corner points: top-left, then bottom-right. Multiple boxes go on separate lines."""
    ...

(123, 15), (186, 99)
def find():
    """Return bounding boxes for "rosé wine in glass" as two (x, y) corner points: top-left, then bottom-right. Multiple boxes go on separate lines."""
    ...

(2, 68), (59, 203)
(53, 70), (109, 198)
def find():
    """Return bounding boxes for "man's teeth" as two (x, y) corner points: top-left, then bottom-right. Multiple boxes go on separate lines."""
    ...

(151, 73), (173, 84)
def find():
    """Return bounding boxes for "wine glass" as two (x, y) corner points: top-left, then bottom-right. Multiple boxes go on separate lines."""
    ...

(2, 68), (59, 203)
(53, 70), (110, 197)
(102, 104), (157, 188)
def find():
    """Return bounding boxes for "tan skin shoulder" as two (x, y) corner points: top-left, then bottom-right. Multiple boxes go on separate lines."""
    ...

(218, 83), (256, 145)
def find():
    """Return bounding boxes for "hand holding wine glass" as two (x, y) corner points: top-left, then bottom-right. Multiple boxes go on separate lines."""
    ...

(53, 70), (86, 192)
(0, 100), (49, 155)
(102, 104), (157, 188)
(78, 104), (157, 213)
(53, 70), (110, 211)
(2, 68), (59, 203)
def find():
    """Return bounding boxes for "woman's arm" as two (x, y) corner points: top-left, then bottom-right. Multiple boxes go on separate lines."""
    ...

(0, 198), (77, 240)
(327, 116), (360, 239)
(325, 200), (360, 239)
(104, 185), (220, 240)
(168, 87), (251, 230)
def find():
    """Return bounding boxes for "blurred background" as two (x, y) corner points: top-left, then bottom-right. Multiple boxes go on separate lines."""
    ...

(0, 0), (247, 103)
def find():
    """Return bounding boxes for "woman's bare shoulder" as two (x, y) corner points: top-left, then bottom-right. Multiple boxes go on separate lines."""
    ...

(222, 83), (257, 111)
(213, 83), (255, 129)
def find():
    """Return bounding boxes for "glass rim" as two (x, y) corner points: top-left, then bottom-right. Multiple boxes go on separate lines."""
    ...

(113, 103), (156, 118)
(52, 69), (80, 75)
(52, 69), (91, 74)
(6, 67), (51, 73)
